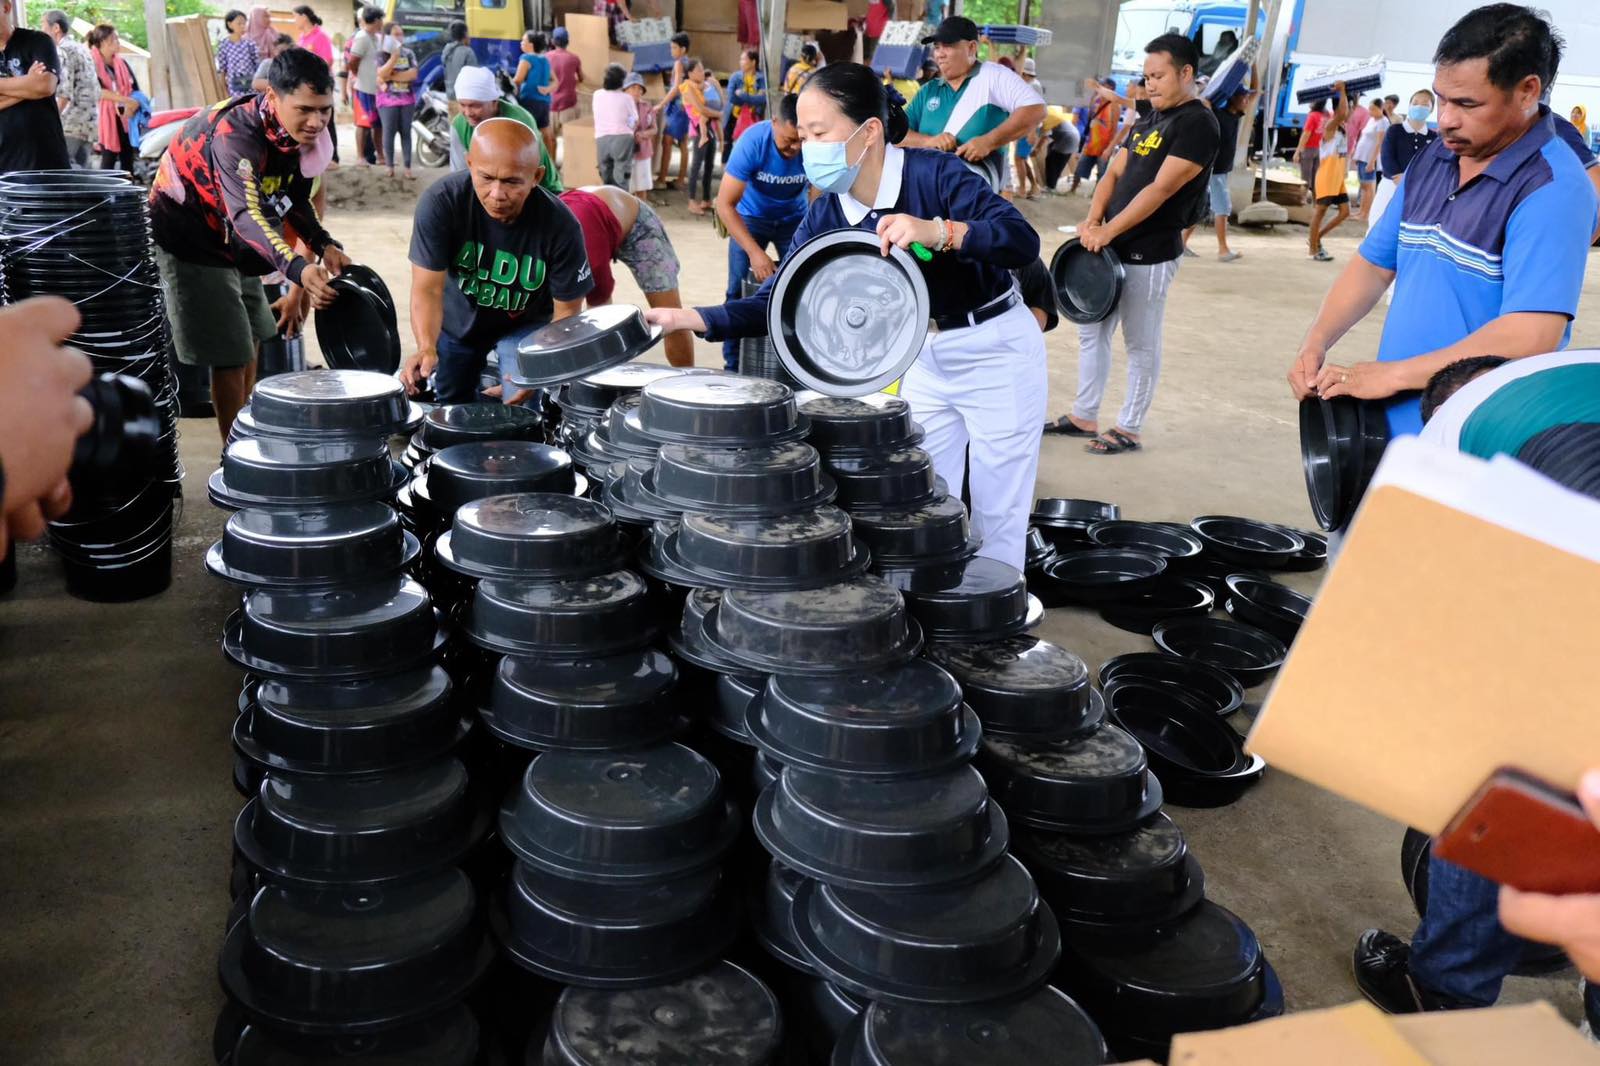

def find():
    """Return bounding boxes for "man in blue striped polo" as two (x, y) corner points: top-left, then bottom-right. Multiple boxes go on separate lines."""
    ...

(1287, 3), (1596, 439)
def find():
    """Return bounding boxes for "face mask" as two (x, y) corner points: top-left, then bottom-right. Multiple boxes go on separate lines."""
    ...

(1407, 104), (1431, 123)
(1135, 99), (1153, 117)
(802, 120), (869, 196)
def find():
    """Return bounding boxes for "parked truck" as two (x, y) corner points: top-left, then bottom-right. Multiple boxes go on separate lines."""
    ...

(1113, 0), (1600, 144)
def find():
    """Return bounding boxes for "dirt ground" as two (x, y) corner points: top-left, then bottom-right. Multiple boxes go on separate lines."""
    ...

(3, 158), (1599, 1064)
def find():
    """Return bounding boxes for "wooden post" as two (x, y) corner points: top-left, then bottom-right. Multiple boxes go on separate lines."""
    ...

(764, 0), (787, 113)
(144, 0), (170, 108)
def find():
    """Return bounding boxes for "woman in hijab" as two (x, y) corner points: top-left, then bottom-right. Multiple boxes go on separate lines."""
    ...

(1572, 105), (1591, 149)
(246, 6), (276, 60)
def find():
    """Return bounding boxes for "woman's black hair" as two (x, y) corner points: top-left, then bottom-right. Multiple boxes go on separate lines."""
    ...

(742, 47), (759, 64)
(671, 31), (691, 49)
(225, 9), (246, 27)
(602, 63), (626, 90)
(801, 61), (909, 144)
(292, 4), (321, 26)
(800, 42), (819, 63)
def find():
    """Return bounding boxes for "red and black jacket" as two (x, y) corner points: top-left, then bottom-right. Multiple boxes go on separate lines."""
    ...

(150, 94), (335, 284)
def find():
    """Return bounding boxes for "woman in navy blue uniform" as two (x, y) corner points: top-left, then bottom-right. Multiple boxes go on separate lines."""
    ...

(646, 63), (1047, 570)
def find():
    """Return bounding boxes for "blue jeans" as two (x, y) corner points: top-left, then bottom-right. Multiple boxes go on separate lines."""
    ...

(434, 321), (547, 405)
(724, 215), (799, 370)
(1412, 853), (1600, 1015)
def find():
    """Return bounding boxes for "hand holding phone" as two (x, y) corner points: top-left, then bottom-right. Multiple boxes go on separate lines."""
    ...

(1435, 767), (1600, 895)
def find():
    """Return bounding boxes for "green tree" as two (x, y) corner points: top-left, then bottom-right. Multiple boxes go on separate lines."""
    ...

(49, 0), (217, 50)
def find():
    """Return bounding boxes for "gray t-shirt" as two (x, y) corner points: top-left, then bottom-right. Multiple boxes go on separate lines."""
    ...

(253, 58), (272, 86)
(442, 40), (478, 101)
(350, 29), (381, 94)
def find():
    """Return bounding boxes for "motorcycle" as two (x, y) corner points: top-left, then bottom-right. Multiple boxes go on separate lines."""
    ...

(134, 106), (200, 184)
(413, 67), (450, 170)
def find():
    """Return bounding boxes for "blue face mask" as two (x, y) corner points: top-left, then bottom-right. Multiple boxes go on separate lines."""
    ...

(801, 120), (870, 196)
(1407, 104), (1431, 123)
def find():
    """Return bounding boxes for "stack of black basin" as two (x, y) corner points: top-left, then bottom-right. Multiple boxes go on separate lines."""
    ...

(400, 402), (545, 474)
(206, 371), (496, 1063)
(0, 169), (182, 600)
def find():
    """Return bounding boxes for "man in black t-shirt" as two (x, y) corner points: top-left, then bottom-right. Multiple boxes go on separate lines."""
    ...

(1197, 85), (1258, 261)
(0, 0), (68, 172)
(1048, 33), (1218, 455)
(405, 117), (594, 404)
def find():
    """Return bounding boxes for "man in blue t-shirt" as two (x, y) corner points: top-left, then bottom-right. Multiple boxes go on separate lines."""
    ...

(1288, 5), (1595, 439)
(712, 94), (808, 370)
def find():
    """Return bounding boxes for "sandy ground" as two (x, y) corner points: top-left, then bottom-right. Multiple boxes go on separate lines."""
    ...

(3, 159), (1599, 1064)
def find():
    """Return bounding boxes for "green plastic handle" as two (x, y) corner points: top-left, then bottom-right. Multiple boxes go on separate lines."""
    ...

(909, 242), (933, 262)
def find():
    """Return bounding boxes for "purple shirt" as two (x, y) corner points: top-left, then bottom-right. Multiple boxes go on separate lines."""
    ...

(548, 48), (582, 112)
(216, 37), (259, 95)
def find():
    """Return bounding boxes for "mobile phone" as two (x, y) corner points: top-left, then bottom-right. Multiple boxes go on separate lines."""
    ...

(1434, 767), (1600, 895)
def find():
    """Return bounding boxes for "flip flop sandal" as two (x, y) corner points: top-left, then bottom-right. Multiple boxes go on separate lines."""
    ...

(1086, 429), (1142, 455)
(1042, 416), (1098, 438)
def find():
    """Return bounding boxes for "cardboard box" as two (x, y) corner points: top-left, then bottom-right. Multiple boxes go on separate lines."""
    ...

(561, 117), (599, 187)
(1247, 437), (1600, 836)
(684, 0), (741, 33)
(1165, 1001), (1600, 1065)
(565, 13), (613, 88)
(692, 30), (745, 76)
(788, 0), (851, 31)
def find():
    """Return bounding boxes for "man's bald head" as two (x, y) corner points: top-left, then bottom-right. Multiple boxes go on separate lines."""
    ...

(467, 117), (546, 222)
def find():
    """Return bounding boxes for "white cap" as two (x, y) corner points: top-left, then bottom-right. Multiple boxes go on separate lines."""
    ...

(455, 65), (500, 103)
(1022, 57), (1036, 75)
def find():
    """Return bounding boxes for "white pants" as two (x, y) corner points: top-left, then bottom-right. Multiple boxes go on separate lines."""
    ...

(898, 302), (1048, 571)
(1072, 259), (1180, 433)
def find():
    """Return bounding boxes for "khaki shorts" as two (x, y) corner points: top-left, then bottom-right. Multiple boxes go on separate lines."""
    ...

(155, 246), (277, 368)
(551, 105), (581, 132)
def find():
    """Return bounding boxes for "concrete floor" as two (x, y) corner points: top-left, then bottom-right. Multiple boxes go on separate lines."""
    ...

(4, 178), (1598, 1064)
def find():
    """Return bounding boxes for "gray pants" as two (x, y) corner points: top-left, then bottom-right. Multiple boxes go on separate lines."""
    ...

(596, 133), (634, 188)
(1072, 259), (1179, 433)
(380, 103), (415, 169)
(64, 135), (92, 168)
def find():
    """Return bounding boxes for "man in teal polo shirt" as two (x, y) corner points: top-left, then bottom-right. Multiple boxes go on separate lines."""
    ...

(901, 16), (1044, 177)
(1287, 4), (1595, 439)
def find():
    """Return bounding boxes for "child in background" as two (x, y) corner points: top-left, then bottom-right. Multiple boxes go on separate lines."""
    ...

(625, 72), (658, 204)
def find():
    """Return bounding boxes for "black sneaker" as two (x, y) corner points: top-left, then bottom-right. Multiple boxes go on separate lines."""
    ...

(1353, 930), (1471, 1014)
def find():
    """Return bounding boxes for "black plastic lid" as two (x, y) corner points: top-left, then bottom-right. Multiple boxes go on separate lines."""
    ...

(1152, 616), (1287, 688)
(229, 1005), (480, 1065)
(843, 985), (1107, 1066)
(665, 587), (755, 682)
(798, 392), (924, 453)
(793, 854), (1060, 1005)
(824, 449), (940, 511)
(218, 870), (492, 1035)
(750, 859), (815, 974)
(225, 578), (443, 681)
(507, 305), (663, 388)
(664, 507), (868, 590)
(315, 276), (401, 374)
(541, 960), (784, 1066)
(978, 723), (1162, 835)
(701, 578), (921, 676)
(419, 403), (544, 450)
(754, 762), (1007, 890)
(1056, 899), (1267, 1038)
(462, 569), (656, 658)
(498, 743), (739, 883)
(882, 556), (1031, 640)
(246, 370), (418, 439)
(561, 361), (684, 415)
(434, 493), (620, 581)
(1097, 653), (1244, 718)
(495, 863), (734, 988)
(928, 637), (1096, 737)
(1097, 576), (1216, 636)
(1087, 520), (1204, 563)
(745, 659), (980, 777)
(769, 230), (930, 398)
(426, 442), (578, 515)
(1049, 238), (1124, 324)
(707, 671), (762, 745)
(233, 758), (488, 888)
(207, 503), (419, 589)
(1013, 811), (1204, 926)
(211, 438), (401, 510)
(649, 440), (834, 515)
(849, 496), (979, 568)
(635, 373), (804, 445)
(1189, 515), (1306, 569)
(237, 666), (458, 775)
(1038, 549), (1167, 607)
(1029, 498), (1119, 530)
(1224, 574), (1311, 637)
(481, 648), (683, 751)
